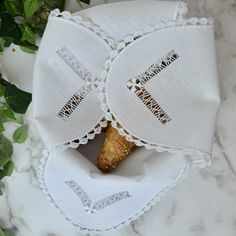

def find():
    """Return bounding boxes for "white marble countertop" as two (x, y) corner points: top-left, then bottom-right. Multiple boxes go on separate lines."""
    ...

(1, 0), (236, 235)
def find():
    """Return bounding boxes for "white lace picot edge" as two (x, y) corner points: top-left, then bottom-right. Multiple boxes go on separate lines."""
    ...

(37, 7), (214, 234)
(50, 9), (116, 49)
(49, 1), (189, 49)
(38, 148), (196, 234)
(45, 3), (190, 151)
(176, 2), (188, 20)
(98, 17), (214, 168)
(43, 117), (108, 155)
(36, 8), (113, 153)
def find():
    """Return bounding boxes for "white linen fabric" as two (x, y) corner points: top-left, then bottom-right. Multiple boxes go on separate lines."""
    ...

(34, 1), (220, 234)
(33, 0), (187, 149)
(76, 0), (188, 45)
(102, 22), (220, 159)
(40, 142), (188, 232)
(33, 17), (110, 147)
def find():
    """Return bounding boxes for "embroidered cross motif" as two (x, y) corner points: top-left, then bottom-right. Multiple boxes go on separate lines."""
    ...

(127, 50), (179, 125)
(65, 180), (131, 215)
(56, 46), (99, 120)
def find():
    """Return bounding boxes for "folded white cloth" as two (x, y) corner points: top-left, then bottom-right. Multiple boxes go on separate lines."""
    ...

(33, 0), (187, 148)
(34, 1), (220, 234)
(102, 19), (220, 159)
(76, 0), (188, 44)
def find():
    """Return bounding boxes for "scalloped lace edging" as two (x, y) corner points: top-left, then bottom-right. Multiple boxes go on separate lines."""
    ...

(46, 8), (198, 153)
(47, 10), (213, 165)
(43, 118), (107, 154)
(49, 9), (116, 49)
(49, 2), (190, 50)
(177, 2), (189, 20)
(98, 17), (213, 167)
(36, 8), (214, 233)
(37, 147), (207, 234)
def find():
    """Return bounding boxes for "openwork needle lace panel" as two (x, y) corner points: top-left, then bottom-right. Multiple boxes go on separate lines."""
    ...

(58, 85), (93, 120)
(127, 50), (179, 124)
(65, 180), (131, 215)
(100, 17), (213, 154)
(56, 46), (99, 120)
(37, 11), (214, 233)
(134, 87), (171, 124)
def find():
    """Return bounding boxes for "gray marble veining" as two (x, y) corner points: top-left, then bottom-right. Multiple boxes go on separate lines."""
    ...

(1, 0), (236, 235)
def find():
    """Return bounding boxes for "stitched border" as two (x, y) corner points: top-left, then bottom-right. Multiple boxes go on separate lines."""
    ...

(37, 148), (197, 234)
(99, 18), (213, 162)
(126, 50), (179, 124)
(56, 45), (99, 120)
(37, 7), (214, 234)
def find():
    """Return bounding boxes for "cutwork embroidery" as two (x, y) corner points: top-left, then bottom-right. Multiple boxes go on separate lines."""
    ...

(125, 34), (142, 47)
(57, 84), (92, 120)
(56, 46), (99, 120)
(127, 50), (179, 124)
(135, 87), (171, 124)
(65, 180), (131, 215)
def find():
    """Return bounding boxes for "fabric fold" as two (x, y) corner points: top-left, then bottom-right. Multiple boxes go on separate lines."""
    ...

(33, 1), (219, 233)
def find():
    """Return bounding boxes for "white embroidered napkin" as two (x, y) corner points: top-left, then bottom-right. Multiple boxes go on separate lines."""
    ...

(33, 0), (187, 149)
(34, 1), (220, 234)
(33, 16), (110, 147)
(76, 0), (188, 45)
(40, 142), (187, 231)
(101, 21), (220, 161)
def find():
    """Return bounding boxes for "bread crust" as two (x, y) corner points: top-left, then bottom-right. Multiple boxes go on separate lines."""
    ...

(97, 125), (135, 172)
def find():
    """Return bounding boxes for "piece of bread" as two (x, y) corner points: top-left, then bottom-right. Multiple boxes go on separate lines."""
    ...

(97, 124), (135, 172)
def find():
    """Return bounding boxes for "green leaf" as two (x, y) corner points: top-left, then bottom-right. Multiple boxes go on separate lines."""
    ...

(3, 160), (14, 176)
(0, 38), (5, 54)
(13, 40), (38, 51)
(0, 135), (13, 157)
(10, 113), (24, 124)
(21, 25), (35, 44)
(13, 125), (28, 143)
(0, 84), (6, 97)
(0, 75), (11, 87)
(75, 0), (82, 6)
(0, 160), (14, 180)
(2, 228), (15, 236)
(24, 0), (40, 18)
(0, 149), (10, 167)
(0, 171), (5, 180)
(4, 0), (19, 16)
(45, 0), (65, 11)
(4, 83), (32, 114)
(80, 0), (90, 4)
(0, 12), (22, 41)
(3, 38), (13, 47)
(0, 1), (5, 11)
(0, 106), (16, 120)
(0, 120), (5, 133)
(0, 110), (8, 124)
(19, 46), (36, 54)
(29, 23), (45, 37)
(0, 76), (32, 114)
(0, 228), (5, 236)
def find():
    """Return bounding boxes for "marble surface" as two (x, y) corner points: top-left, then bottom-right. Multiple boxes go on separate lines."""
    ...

(1, 0), (236, 235)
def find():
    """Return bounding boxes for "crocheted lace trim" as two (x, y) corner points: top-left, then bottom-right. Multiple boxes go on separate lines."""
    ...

(176, 2), (188, 20)
(38, 148), (203, 234)
(127, 50), (179, 124)
(50, 9), (116, 49)
(46, 5), (192, 149)
(41, 9), (112, 150)
(98, 17), (213, 166)
(36, 8), (214, 234)
(49, 1), (189, 49)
